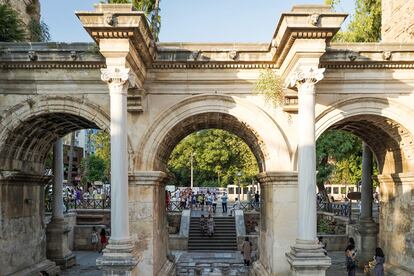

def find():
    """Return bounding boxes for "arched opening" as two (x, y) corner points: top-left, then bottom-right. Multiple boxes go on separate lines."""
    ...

(0, 98), (110, 275)
(316, 107), (414, 273)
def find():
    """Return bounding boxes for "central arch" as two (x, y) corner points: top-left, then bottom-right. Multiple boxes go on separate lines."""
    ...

(137, 94), (291, 172)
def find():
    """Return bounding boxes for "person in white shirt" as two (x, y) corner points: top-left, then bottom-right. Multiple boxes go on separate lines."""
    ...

(229, 198), (241, 216)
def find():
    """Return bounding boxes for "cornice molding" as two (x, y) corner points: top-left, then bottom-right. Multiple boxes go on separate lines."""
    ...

(320, 61), (414, 69)
(0, 62), (105, 69)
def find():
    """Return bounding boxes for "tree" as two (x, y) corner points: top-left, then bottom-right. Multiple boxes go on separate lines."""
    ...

(91, 130), (110, 179)
(0, 4), (26, 42)
(80, 155), (107, 183)
(316, 130), (363, 200)
(107, 0), (161, 41)
(28, 19), (51, 42)
(167, 129), (259, 187)
(326, 0), (381, 42)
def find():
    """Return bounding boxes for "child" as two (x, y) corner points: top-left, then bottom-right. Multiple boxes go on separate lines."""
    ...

(91, 226), (99, 252)
(99, 228), (108, 253)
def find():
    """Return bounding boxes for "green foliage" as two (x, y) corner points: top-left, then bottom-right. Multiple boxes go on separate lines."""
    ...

(107, 0), (161, 40)
(28, 19), (51, 42)
(80, 155), (107, 183)
(330, 0), (381, 42)
(0, 4), (26, 42)
(317, 218), (336, 234)
(316, 130), (362, 187)
(254, 69), (284, 106)
(91, 131), (110, 179)
(167, 129), (259, 187)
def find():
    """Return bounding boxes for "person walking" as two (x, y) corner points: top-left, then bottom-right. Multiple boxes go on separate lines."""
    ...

(99, 228), (108, 253)
(207, 214), (215, 237)
(254, 192), (260, 209)
(91, 226), (99, 252)
(212, 193), (217, 213)
(345, 238), (357, 276)
(221, 192), (228, 213)
(374, 247), (385, 276)
(241, 237), (252, 266)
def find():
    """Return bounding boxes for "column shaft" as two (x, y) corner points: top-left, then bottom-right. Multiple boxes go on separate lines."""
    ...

(360, 142), (373, 220)
(297, 84), (317, 241)
(110, 84), (129, 241)
(53, 138), (64, 219)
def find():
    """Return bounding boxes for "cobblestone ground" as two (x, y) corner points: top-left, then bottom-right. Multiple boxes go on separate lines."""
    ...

(61, 251), (101, 276)
(326, 251), (364, 276)
(61, 250), (364, 275)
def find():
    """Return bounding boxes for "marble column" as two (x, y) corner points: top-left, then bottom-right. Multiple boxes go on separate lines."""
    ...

(46, 138), (76, 268)
(286, 68), (331, 276)
(97, 67), (138, 275)
(356, 142), (378, 267)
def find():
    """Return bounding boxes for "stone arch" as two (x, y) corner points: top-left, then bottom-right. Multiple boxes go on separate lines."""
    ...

(314, 97), (414, 174)
(0, 95), (110, 174)
(136, 94), (291, 172)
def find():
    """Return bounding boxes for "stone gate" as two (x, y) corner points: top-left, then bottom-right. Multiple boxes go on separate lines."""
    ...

(0, 3), (413, 276)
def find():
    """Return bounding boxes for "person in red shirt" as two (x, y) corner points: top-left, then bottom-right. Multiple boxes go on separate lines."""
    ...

(99, 228), (108, 253)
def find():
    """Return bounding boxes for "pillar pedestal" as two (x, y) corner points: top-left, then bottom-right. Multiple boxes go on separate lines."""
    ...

(128, 171), (175, 276)
(286, 239), (331, 276)
(96, 238), (139, 275)
(356, 219), (378, 268)
(46, 218), (76, 268)
(251, 172), (298, 276)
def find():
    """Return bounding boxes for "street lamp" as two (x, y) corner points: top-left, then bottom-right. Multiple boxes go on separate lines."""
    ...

(190, 152), (196, 189)
(237, 171), (242, 200)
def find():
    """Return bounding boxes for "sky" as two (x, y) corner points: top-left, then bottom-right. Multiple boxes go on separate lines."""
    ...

(40, 0), (354, 43)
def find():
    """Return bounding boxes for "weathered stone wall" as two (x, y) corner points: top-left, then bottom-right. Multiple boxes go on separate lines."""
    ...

(378, 173), (414, 274)
(0, 0), (40, 26)
(382, 0), (414, 42)
(382, 174), (414, 272)
(0, 174), (48, 275)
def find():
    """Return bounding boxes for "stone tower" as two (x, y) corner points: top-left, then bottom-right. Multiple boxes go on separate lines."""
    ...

(0, 0), (41, 27)
(382, 0), (414, 42)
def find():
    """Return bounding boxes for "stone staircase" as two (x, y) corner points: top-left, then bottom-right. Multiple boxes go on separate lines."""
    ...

(175, 252), (250, 276)
(188, 216), (238, 251)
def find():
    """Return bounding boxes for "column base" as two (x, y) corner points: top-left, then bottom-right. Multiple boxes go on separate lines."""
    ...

(251, 260), (271, 276)
(356, 219), (378, 268)
(96, 238), (139, 276)
(10, 259), (60, 276)
(286, 239), (331, 276)
(157, 258), (176, 276)
(46, 218), (76, 269)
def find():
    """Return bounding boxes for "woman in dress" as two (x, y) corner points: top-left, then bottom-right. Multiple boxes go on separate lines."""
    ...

(374, 247), (385, 276)
(241, 237), (252, 266)
(207, 214), (215, 237)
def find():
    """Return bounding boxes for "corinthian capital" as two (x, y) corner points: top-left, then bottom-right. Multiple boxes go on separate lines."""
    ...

(101, 67), (131, 84)
(289, 67), (325, 89)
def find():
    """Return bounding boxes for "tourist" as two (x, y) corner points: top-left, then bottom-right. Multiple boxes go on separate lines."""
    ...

(165, 190), (170, 211)
(374, 247), (385, 276)
(191, 192), (196, 210)
(99, 228), (108, 253)
(254, 192), (260, 209)
(200, 215), (207, 235)
(91, 226), (99, 252)
(241, 237), (252, 266)
(212, 193), (217, 213)
(345, 238), (357, 276)
(197, 193), (203, 210)
(318, 236), (327, 256)
(206, 192), (212, 213)
(229, 198), (241, 216)
(207, 214), (215, 237)
(221, 192), (228, 213)
(200, 192), (205, 211)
